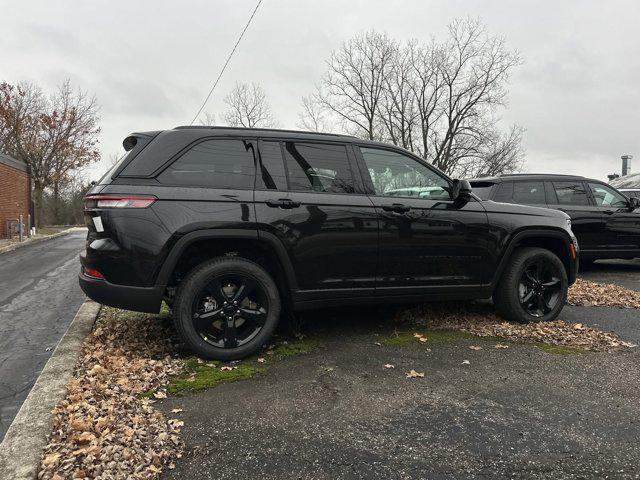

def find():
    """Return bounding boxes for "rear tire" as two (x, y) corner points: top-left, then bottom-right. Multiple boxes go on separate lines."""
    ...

(493, 247), (567, 324)
(173, 257), (281, 360)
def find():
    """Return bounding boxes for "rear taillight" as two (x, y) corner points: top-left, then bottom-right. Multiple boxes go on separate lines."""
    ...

(84, 194), (156, 209)
(83, 267), (104, 279)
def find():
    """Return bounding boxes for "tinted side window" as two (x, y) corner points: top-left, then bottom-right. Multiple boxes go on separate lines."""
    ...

(552, 181), (590, 206)
(512, 181), (545, 204)
(588, 182), (628, 207)
(469, 182), (495, 200)
(158, 139), (255, 188)
(493, 182), (514, 202)
(283, 142), (355, 193)
(257, 141), (287, 190)
(359, 147), (450, 200)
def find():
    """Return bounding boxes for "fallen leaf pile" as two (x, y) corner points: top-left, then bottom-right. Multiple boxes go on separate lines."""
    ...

(568, 279), (640, 309)
(396, 302), (635, 352)
(38, 307), (184, 480)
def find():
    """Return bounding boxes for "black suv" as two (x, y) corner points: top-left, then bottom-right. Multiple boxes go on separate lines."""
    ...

(80, 127), (578, 360)
(468, 174), (640, 264)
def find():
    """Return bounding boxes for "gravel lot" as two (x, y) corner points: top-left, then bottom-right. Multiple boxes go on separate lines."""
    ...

(157, 260), (640, 480)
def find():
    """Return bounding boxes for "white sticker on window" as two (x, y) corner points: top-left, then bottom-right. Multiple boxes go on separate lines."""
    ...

(92, 216), (104, 233)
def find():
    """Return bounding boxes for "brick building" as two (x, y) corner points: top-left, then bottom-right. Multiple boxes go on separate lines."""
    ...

(0, 153), (31, 238)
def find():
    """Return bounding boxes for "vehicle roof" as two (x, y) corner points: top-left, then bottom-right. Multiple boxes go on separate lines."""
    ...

(172, 125), (362, 143)
(468, 173), (590, 183)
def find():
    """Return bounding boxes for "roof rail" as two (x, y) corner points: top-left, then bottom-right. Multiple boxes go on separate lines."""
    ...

(173, 125), (357, 138)
(499, 173), (585, 178)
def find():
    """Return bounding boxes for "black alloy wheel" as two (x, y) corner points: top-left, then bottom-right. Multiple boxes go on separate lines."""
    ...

(173, 257), (281, 360)
(517, 258), (563, 317)
(191, 274), (268, 348)
(493, 247), (568, 324)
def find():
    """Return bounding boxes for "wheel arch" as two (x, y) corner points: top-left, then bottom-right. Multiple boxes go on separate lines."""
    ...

(491, 228), (575, 290)
(156, 229), (298, 294)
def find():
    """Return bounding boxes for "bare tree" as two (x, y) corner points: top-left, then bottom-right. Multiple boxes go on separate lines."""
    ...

(0, 80), (100, 225)
(199, 111), (217, 126)
(377, 41), (418, 149)
(304, 19), (523, 177)
(223, 82), (278, 128)
(317, 30), (396, 140)
(297, 95), (330, 132)
(430, 18), (522, 175)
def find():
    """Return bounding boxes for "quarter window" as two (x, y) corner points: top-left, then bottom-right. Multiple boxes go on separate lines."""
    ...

(158, 139), (255, 188)
(552, 181), (590, 206)
(359, 147), (450, 200)
(588, 183), (628, 208)
(283, 142), (355, 193)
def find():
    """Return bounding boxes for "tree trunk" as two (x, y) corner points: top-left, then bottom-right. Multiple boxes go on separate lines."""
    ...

(33, 182), (44, 229)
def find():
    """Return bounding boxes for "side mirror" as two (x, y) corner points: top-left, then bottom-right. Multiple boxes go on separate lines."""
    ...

(452, 179), (472, 204)
(630, 197), (640, 211)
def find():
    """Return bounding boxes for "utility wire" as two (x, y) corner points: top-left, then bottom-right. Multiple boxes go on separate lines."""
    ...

(189, 0), (263, 125)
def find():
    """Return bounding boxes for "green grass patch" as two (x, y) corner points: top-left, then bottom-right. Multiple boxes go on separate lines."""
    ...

(166, 358), (263, 394)
(534, 343), (586, 355)
(271, 338), (317, 357)
(379, 328), (477, 347)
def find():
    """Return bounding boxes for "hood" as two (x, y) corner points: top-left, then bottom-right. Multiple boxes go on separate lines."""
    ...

(481, 200), (570, 220)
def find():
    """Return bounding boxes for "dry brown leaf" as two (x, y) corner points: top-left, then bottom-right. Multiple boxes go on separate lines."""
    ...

(257, 358), (266, 363)
(395, 298), (636, 353)
(494, 344), (509, 349)
(406, 369), (425, 378)
(384, 364), (395, 369)
(568, 279), (640, 309)
(469, 346), (482, 351)
(171, 408), (183, 413)
(153, 390), (167, 399)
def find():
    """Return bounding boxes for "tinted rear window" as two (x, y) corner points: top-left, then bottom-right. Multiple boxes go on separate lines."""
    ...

(257, 141), (287, 190)
(283, 142), (354, 193)
(158, 139), (255, 188)
(512, 181), (545, 204)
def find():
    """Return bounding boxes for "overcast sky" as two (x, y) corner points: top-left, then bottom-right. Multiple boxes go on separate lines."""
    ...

(2, 0), (639, 181)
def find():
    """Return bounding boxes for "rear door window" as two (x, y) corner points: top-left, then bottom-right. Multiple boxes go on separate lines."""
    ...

(512, 181), (546, 204)
(552, 181), (591, 206)
(257, 141), (287, 190)
(158, 139), (255, 188)
(283, 142), (355, 193)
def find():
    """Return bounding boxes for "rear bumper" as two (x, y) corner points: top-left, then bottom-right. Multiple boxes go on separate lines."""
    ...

(79, 272), (164, 313)
(79, 252), (164, 313)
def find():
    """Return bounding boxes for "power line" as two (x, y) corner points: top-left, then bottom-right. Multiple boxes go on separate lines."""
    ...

(189, 0), (263, 125)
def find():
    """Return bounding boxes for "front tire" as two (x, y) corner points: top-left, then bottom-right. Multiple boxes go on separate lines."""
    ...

(493, 247), (568, 323)
(173, 257), (281, 360)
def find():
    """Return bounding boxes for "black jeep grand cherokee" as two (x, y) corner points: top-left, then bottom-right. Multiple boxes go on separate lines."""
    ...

(80, 127), (578, 360)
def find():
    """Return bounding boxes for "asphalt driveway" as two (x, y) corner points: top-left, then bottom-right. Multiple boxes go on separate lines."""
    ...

(0, 230), (87, 441)
(160, 260), (640, 480)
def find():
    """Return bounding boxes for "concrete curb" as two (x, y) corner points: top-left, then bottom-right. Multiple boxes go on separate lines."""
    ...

(0, 227), (84, 255)
(0, 300), (101, 480)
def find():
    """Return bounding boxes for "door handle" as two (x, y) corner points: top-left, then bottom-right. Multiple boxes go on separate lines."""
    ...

(265, 198), (301, 209)
(603, 209), (615, 215)
(382, 203), (411, 214)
